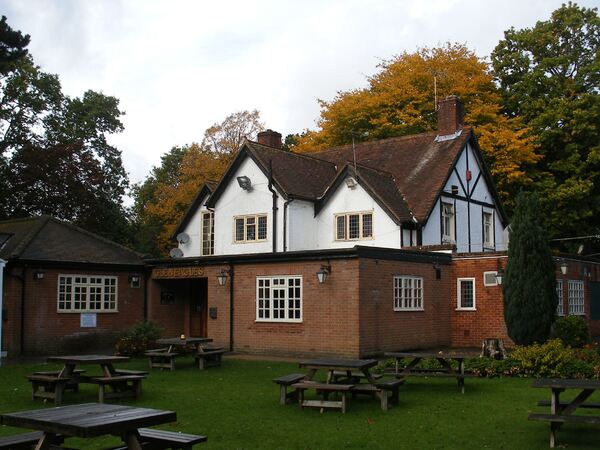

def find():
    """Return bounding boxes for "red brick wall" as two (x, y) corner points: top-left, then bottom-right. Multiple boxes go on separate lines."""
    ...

(3, 265), (145, 356)
(451, 255), (511, 348)
(359, 259), (452, 355)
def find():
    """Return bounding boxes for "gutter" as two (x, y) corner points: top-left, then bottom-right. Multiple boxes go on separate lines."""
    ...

(20, 265), (27, 355)
(267, 160), (279, 253)
(0, 259), (5, 358)
(228, 263), (235, 352)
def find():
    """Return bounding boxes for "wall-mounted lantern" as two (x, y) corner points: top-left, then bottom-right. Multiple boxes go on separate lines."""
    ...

(495, 267), (505, 285)
(316, 266), (331, 284)
(128, 274), (141, 288)
(236, 176), (252, 191)
(560, 260), (568, 275)
(217, 269), (230, 286)
(33, 271), (44, 280)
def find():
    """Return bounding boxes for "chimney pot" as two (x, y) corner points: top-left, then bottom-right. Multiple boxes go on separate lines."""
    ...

(257, 129), (282, 149)
(437, 95), (464, 136)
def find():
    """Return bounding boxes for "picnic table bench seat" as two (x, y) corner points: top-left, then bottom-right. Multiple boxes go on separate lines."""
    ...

(89, 374), (146, 403)
(330, 370), (383, 383)
(537, 400), (600, 409)
(292, 382), (354, 413)
(349, 378), (405, 411)
(273, 373), (306, 405)
(113, 368), (150, 376)
(529, 413), (600, 425)
(145, 349), (179, 371)
(109, 428), (207, 450)
(26, 374), (73, 404)
(32, 369), (86, 392)
(195, 348), (226, 370)
(0, 431), (65, 449)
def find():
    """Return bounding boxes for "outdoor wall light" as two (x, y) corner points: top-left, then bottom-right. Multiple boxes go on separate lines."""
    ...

(495, 267), (505, 285)
(560, 260), (568, 275)
(316, 265), (331, 284)
(236, 176), (252, 191)
(128, 274), (141, 288)
(33, 271), (44, 280)
(217, 269), (230, 286)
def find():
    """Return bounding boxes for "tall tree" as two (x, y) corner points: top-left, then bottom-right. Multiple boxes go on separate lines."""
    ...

(0, 15), (30, 71)
(492, 3), (600, 251)
(503, 192), (558, 345)
(202, 109), (264, 154)
(0, 43), (130, 242)
(294, 44), (539, 208)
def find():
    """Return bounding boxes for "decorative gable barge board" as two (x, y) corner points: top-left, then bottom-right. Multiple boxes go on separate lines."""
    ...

(145, 245), (452, 268)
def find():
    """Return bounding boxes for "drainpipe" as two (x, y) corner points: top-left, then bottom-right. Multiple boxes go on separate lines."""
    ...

(267, 160), (279, 253)
(20, 265), (27, 356)
(228, 263), (235, 352)
(283, 198), (294, 252)
(0, 259), (6, 358)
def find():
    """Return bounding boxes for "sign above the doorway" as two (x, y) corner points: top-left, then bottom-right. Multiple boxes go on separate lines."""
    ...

(152, 266), (205, 279)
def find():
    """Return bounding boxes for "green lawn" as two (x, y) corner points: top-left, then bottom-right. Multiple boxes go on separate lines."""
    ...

(0, 356), (599, 449)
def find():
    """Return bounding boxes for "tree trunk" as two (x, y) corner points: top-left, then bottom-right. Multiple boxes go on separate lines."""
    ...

(481, 338), (507, 360)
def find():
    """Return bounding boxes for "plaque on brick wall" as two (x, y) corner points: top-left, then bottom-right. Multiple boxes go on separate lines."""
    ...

(80, 313), (97, 328)
(152, 266), (204, 279)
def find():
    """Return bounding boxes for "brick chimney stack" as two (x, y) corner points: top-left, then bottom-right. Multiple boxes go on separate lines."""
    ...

(257, 129), (282, 149)
(437, 95), (464, 136)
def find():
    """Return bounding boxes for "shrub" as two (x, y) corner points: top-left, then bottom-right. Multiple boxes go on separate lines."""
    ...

(114, 321), (162, 356)
(510, 339), (575, 377)
(551, 316), (590, 348)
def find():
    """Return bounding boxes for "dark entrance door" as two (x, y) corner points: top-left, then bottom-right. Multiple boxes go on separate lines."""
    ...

(190, 278), (208, 337)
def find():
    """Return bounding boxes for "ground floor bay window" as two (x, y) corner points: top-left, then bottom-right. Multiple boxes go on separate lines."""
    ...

(256, 276), (302, 322)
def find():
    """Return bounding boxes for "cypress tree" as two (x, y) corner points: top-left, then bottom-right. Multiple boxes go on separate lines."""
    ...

(503, 192), (558, 345)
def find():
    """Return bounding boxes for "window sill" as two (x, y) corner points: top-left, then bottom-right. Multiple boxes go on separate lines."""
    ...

(456, 307), (476, 311)
(57, 310), (119, 314)
(255, 319), (303, 324)
(393, 308), (424, 312)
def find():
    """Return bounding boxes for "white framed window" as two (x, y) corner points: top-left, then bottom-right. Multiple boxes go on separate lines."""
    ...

(201, 211), (214, 256)
(394, 276), (424, 311)
(256, 276), (302, 322)
(483, 271), (498, 287)
(442, 202), (455, 243)
(483, 211), (494, 248)
(568, 280), (584, 315)
(58, 275), (118, 312)
(234, 214), (267, 243)
(457, 278), (476, 310)
(556, 279), (564, 316)
(335, 212), (373, 241)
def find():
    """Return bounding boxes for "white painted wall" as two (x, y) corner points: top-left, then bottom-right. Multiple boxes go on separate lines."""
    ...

(213, 157), (284, 255)
(287, 200), (317, 251)
(314, 176), (401, 249)
(421, 142), (508, 252)
(178, 194), (209, 257)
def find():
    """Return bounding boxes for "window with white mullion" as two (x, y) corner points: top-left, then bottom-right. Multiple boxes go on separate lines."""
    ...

(201, 211), (214, 256)
(568, 280), (584, 315)
(442, 202), (455, 243)
(335, 212), (373, 241)
(556, 280), (564, 316)
(256, 276), (302, 322)
(457, 278), (476, 310)
(394, 276), (424, 311)
(234, 214), (268, 243)
(58, 274), (118, 312)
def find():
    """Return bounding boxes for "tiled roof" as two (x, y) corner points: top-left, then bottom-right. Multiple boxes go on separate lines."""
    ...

(0, 216), (144, 266)
(312, 128), (472, 222)
(244, 141), (337, 199)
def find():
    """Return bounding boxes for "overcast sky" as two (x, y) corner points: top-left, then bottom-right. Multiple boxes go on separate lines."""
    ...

(3, 0), (598, 190)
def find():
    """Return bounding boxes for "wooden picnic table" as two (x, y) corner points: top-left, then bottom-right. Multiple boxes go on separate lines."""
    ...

(156, 337), (213, 353)
(529, 378), (600, 448)
(39, 355), (144, 404)
(299, 358), (379, 384)
(0, 402), (176, 450)
(385, 351), (471, 393)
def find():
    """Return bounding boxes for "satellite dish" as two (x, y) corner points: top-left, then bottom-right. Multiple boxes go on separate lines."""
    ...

(177, 232), (190, 244)
(169, 248), (184, 259)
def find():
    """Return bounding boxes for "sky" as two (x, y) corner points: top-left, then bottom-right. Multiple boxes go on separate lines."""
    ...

(3, 0), (599, 191)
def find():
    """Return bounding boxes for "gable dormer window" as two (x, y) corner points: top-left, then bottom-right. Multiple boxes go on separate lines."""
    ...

(234, 214), (267, 243)
(201, 211), (214, 255)
(335, 212), (373, 241)
(441, 202), (455, 243)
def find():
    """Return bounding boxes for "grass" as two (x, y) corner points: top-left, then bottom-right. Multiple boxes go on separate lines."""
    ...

(1, 356), (600, 449)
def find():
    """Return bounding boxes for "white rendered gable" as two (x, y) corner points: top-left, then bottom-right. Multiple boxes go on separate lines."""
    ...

(178, 193), (210, 257)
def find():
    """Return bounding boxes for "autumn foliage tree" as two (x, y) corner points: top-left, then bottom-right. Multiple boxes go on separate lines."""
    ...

(294, 43), (539, 209)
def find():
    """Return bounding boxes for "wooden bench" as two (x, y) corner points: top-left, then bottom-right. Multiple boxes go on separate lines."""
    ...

(32, 369), (86, 392)
(0, 431), (65, 449)
(273, 373), (306, 405)
(195, 348), (226, 370)
(145, 349), (179, 371)
(292, 382), (354, 413)
(138, 428), (207, 449)
(537, 400), (600, 409)
(26, 374), (73, 404)
(89, 375), (146, 403)
(113, 368), (150, 376)
(349, 379), (405, 411)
